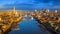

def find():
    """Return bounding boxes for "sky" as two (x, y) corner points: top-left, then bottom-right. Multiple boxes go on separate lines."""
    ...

(0, 0), (60, 10)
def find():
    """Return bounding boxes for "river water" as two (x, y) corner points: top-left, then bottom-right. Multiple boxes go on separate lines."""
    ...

(9, 19), (51, 34)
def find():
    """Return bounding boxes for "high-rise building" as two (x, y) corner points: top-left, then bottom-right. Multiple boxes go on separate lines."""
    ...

(55, 10), (58, 13)
(13, 6), (16, 12)
(13, 6), (18, 15)
(34, 9), (37, 12)
(46, 9), (49, 13)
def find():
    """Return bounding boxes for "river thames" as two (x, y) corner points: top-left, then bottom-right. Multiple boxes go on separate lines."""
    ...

(9, 18), (51, 34)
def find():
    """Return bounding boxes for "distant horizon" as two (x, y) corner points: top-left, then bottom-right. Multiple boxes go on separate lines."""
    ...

(0, 8), (60, 12)
(0, 0), (60, 10)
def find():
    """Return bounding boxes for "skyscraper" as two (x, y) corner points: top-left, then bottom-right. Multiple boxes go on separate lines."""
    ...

(13, 6), (16, 12)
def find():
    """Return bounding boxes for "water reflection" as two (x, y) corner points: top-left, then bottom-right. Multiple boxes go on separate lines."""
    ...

(9, 19), (51, 34)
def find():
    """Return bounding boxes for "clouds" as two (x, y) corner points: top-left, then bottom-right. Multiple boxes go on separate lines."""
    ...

(34, 0), (52, 3)
(0, 0), (60, 10)
(33, 0), (60, 9)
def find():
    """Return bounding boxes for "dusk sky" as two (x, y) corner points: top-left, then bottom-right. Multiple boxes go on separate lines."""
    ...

(0, 0), (60, 10)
